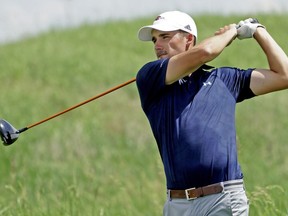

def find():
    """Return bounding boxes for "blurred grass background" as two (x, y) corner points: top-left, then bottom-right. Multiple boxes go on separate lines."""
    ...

(0, 14), (287, 215)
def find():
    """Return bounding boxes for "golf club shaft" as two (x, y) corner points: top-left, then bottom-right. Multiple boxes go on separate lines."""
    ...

(18, 78), (136, 133)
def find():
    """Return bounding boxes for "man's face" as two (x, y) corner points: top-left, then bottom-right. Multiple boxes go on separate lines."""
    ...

(151, 30), (190, 59)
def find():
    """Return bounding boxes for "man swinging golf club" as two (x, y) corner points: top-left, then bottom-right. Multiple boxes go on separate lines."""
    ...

(136, 11), (288, 215)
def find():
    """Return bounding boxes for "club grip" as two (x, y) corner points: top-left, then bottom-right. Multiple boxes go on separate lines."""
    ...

(250, 18), (259, 23)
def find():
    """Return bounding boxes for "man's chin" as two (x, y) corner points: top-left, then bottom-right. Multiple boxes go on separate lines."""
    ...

(158, 55), (169, 59)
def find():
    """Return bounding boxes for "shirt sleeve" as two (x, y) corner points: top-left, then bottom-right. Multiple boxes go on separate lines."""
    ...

(136, 59), (169, 111)
(217, 67), (256, 102)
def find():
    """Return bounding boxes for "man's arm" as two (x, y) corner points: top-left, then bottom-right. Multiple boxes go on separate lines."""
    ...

(165, 24), (237, 85)
(250, 27), (288, 95)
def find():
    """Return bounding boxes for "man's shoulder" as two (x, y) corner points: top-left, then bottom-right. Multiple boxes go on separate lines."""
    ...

(136, 58), (169, 84)
(140, 58), (169, 71)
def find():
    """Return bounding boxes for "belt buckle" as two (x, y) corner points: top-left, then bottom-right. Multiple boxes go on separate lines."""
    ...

(185, 187), (197, 200)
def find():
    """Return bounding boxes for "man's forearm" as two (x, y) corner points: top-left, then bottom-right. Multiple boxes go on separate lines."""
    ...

(195, 24), (237, 63)
(166, 24), (237, 85)
(254, 27), (288, 77)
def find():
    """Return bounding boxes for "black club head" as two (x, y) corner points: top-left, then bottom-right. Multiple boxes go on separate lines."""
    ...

(0, 119), (19, 145)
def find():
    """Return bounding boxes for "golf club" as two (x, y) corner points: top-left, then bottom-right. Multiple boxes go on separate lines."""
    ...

(0, 77), (136, 146)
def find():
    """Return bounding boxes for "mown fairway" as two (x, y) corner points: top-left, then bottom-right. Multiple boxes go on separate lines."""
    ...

(0, 14), (287, 215)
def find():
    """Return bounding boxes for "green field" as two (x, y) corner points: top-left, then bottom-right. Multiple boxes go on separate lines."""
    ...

(0, 14), (287, 215)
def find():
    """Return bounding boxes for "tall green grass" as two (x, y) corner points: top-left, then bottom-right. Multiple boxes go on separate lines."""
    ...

(0, 14), (287, 215)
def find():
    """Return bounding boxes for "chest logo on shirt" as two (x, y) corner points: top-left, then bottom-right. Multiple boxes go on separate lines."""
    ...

(178, 79), (187, 85)
(203, 81), (212, 86)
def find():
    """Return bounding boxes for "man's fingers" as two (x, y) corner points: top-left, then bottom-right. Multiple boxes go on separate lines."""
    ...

(237, 18), (259, 29)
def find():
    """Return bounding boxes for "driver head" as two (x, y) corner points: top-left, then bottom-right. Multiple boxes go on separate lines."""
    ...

(0, 119), (19, 145)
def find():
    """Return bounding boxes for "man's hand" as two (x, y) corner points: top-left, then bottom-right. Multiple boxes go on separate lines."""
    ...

(214, 24), (237, 46)
(237, 18), (265, 40)
(215, 24), (237, 36)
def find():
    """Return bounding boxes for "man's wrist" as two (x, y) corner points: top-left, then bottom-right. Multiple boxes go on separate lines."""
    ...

(253, 26), (266, 39)
(232, 27), (238, 40)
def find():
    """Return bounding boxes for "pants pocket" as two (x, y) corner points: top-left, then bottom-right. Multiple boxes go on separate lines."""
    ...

(228, 189), (249, 216)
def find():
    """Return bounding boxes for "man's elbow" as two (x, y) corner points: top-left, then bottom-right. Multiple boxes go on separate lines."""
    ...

(198, 45), (220, 63)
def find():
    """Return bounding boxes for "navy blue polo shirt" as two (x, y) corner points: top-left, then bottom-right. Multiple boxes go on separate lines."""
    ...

(136, 58), (255, 190)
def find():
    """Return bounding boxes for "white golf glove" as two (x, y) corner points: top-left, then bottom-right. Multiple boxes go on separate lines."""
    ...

(236, 18), (265, 40)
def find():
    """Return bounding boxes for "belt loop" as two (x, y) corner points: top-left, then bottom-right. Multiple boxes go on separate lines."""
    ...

(220, 182), (224, 192)
(200, 187), (204, 197)
(167, 190), (172, 201)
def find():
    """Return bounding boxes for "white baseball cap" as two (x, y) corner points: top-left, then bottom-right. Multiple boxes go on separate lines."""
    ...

(138, 11), (197, 41)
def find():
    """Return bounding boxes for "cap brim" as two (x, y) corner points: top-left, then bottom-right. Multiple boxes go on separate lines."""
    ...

(138, 23), (180, 41)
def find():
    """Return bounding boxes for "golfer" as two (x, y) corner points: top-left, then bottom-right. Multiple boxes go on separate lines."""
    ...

(136, 11), (288, 215)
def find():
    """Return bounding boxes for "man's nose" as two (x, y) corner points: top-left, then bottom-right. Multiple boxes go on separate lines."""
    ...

(154, 42), (162, 50)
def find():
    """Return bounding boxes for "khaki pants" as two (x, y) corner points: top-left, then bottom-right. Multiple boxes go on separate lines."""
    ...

(163, 180), (249, 216)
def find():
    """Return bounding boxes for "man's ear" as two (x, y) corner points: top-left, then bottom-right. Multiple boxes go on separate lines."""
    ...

(186, 34), (195, 50)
